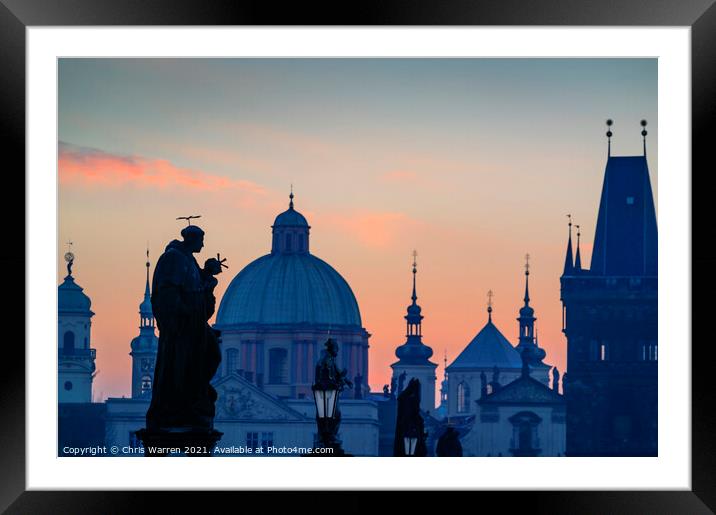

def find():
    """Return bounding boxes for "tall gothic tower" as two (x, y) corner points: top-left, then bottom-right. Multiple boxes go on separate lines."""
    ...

(58, 248), (96, 403)
(561, 120), (658, 456)
(390, 252), (438, 413)
(130, 250), (159, 399)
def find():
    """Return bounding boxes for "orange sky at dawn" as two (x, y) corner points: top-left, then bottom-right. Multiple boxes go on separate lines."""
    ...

(58, 58), (657, 405)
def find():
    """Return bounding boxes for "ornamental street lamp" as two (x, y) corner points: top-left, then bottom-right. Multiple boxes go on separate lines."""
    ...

(310, 338), (353, 456)
(403, 425), (419, 456)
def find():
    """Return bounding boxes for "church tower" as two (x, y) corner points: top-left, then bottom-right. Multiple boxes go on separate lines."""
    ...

(130, 250), (159, 399)
(58, 246), (96, 403)
(561, 120), (657, 456)
(390, 252), (438, 413)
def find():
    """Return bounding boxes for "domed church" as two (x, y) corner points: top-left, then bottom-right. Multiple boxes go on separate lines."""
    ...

(215, 192), (371, 400)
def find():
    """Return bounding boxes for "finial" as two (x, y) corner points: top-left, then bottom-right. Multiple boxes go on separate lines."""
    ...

(444, 349), (447, 369)
(64, 240), (75, 277)
(411, 250), (418, 303)
(176, 215), (201, 226)
(606, 119), (613, 157)
(567, 213), (572, 228)
(574, 224), (582, 270)
(289, 184), (294, 209)
(523, 253), (531, 304)
(640, 119), (648, 156)
(487, 289), (494, 322)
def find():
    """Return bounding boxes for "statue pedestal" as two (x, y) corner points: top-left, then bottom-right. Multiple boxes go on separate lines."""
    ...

(135, 428), (223, 457)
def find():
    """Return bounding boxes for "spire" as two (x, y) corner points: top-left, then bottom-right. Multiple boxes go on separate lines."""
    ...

(574, 225), (582, 271)
(144, 247), (151, 297)
(517, 255), (537, 350)
(523, 253), (530, 304)
(641, 119), (648, 157)
(411, 250), (418, 304)
(606, 119), (613, 157)
(289, 184), (294, 209)
(487, 289), (494, 323)
(563, 214), (574, 275)
(139, 249), (155, 332)
(395, 251), (433, 364)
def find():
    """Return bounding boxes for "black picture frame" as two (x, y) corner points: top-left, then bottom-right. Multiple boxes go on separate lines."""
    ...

(2, 1), (713, 512)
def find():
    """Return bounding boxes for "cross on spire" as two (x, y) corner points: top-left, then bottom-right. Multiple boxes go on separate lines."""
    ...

(176, 215), (201, 226)
(66, 240), (73, 253)
(411, 249), (418, 303)
(525, 253), (530, 274)
(487, 289), (494, 322)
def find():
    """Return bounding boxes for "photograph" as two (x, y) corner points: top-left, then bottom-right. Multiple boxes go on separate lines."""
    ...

(56, 57), (658, 459)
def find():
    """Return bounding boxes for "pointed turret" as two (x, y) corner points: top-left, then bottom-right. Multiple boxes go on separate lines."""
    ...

(574, 225), (582, 271)
(589, 130), (658, 276)
(563, 215), (574, 276)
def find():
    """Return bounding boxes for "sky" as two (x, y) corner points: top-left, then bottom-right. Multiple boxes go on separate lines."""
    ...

(58, 58), (657, 403)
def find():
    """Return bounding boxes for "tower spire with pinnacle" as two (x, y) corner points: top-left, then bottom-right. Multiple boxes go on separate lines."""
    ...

(517, 254), (537, 350)
(574, 225), (582, 271)
(563, 214), (574, 275)
(606, 118), (613, 157)
(289, 185), (294, 209)
(641, 119), (648, 157)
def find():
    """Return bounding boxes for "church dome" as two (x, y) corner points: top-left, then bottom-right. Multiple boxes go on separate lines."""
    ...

(58, 276), (93, 315)
(216, 254), (362, 328)
(216, 193), (362, 329)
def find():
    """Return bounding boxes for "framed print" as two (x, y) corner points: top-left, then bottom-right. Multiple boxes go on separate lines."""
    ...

(3, 0), (714, 512)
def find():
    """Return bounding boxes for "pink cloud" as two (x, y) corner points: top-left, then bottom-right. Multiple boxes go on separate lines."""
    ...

(58, 142), (267, 197)
(320, 210), (420, 248)
(379, 170), (418, 183)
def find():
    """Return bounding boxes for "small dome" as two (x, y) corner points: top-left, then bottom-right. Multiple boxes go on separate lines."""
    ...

(395, 339), (434, 363)
(273, 205), (309, 228)
(519, 305), (534, 317)
(58, 276), (93, 315)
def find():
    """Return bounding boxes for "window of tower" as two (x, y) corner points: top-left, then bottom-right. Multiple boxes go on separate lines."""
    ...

(64, 381), (73, 391)
(457, 382), (470, 413)
(246, 432), (259, 450)
(285, 233), (292, 251)
(63, 331), (75, 354)
(141, 375), (152, 395)
(599, 343), (608, 361)
(269, 348), (288, 384)
(298, 233), (304, 252)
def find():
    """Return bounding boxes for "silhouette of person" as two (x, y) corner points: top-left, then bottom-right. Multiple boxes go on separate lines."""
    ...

(436, 426), (463, 457)
(146, 225), (223, 432)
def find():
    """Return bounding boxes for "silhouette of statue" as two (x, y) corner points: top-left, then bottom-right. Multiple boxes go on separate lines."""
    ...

(393, 378), (427, 456)
(383, 384), (390, 398)
(354, 374), (363, 399)
(436, 426), (463, 457)
(398, 371), (407, 393)
(552, 367), (561, 392)
(145, 224), (224, 432)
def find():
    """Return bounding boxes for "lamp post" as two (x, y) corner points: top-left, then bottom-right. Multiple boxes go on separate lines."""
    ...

(310, 338), (352, 456)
